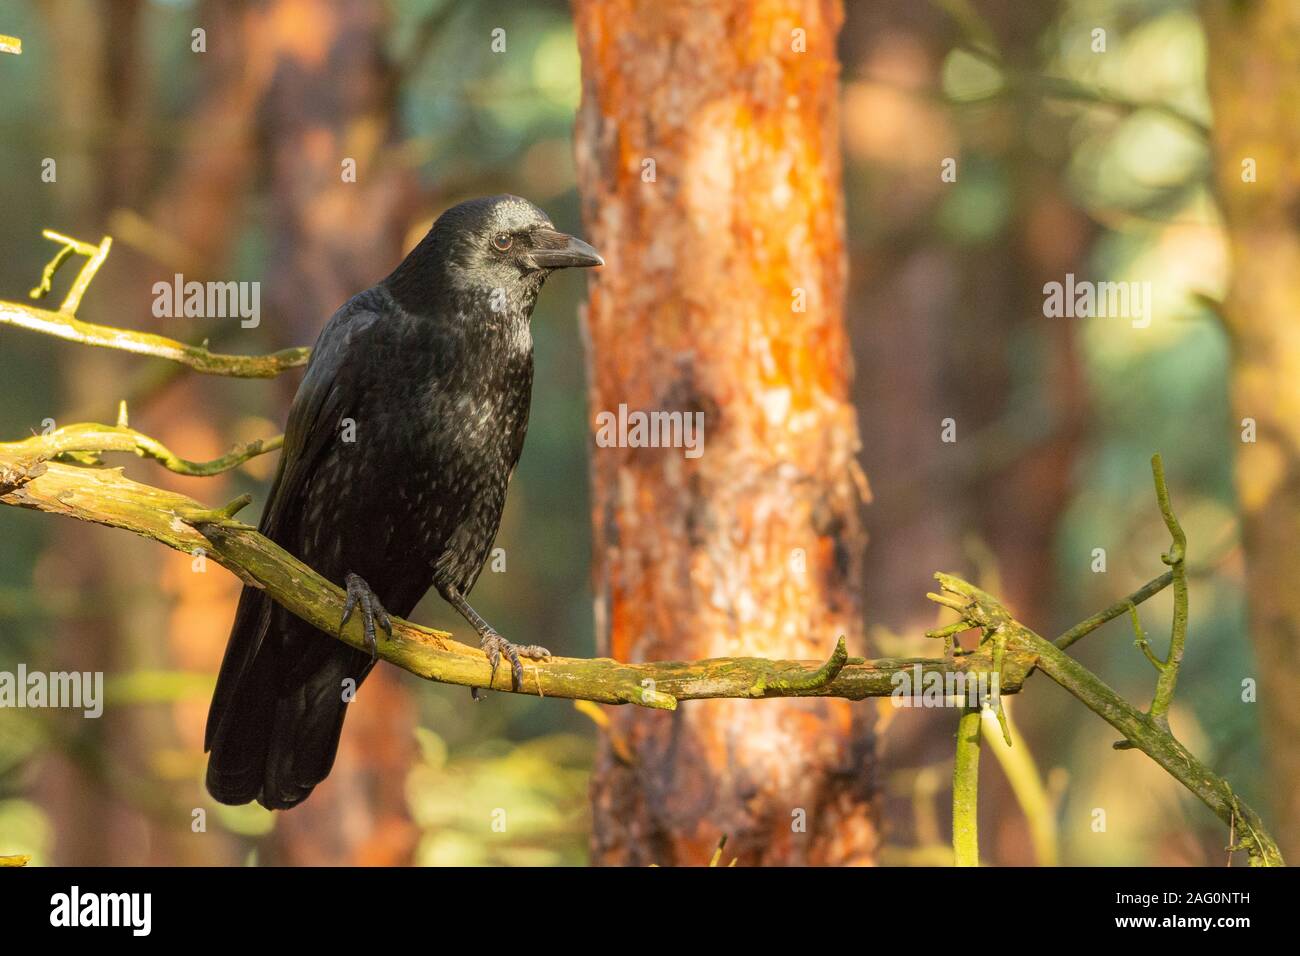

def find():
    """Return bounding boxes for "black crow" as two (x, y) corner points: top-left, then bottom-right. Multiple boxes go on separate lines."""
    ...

(204, 195), (602, 809)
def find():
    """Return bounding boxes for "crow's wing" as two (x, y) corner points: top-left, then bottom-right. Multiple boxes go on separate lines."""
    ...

(203, 296), (382, 760)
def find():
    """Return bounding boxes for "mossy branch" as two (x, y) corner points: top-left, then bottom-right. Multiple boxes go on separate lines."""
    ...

(0, 430), (1033, 706)
(1054, 570), (1173, 650)
(1, 417), (282, 478)
(1, 229), (309, 377)
(952, 706), (982, 867)
(927, 571), (1283, 867)
(922, 452), (1283, 866)
(1147, 453), (1188, 731)
(0, 297), (311, 377)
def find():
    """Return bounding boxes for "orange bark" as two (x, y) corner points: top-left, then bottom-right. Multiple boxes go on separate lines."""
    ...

(573, 0), (875, 865)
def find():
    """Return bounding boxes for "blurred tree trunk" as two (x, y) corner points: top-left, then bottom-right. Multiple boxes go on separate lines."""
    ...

(36, 0), (139, 868)
(40, 0), (421, 865)
(842, 0), (1087, 864)
(850, 0), (1086, 638)
(1204, 0), (1300, 862)
(33, 0), (257, 867)
(957, 0), (1090, 639)
(573, 0), (876, 865)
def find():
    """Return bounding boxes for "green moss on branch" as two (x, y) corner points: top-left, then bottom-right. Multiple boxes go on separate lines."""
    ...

(928, 573), (1283, 867)
(0, 435), (1032, 707)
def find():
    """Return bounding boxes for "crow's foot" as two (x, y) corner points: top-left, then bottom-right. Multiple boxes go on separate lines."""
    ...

(445, 586), (549, 699)
(474, 631), (551, 699)
(340, 572), (392, 662)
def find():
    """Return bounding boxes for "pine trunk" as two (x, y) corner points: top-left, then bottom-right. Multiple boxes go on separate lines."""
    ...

(573, 0), (876, 866)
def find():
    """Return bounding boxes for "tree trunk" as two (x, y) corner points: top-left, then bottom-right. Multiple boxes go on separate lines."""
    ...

(1204, 0), (1300, 862)
(573, 0), (876, 866)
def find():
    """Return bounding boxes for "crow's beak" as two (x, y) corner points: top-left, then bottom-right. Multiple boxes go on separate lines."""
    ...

(528, 229), (604, 270)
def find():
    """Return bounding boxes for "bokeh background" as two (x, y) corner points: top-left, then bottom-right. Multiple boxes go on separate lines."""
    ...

(0, 0), (1289, 865)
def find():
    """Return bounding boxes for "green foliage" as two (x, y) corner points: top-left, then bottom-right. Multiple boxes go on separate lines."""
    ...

(407, 729), (591, 866)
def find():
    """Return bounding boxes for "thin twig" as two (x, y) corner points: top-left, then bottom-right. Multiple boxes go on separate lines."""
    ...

(2, 229), (310, 377)
(1054, 571), (1173, 650)
(0, 421), (282, 478)
(0, 299), (310, 378)
(952, 706), (982, 866)
(1148, 453), (1187, 731)
(1128, 602), (1164, 672)
(29, 230), (113, 314)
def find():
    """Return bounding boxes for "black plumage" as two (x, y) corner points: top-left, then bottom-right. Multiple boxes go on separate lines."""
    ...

(204, 195), (602, 809)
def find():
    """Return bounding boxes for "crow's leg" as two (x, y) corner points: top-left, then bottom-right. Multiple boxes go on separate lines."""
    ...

(340, 572), (393, 663)
(445, 587), (550, 698)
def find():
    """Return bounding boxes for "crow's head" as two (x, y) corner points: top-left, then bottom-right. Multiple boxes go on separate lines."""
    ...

(388, 195), (602, 314)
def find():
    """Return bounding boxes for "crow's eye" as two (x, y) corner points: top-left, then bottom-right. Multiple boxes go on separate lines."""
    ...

(492, 233), (513, 252)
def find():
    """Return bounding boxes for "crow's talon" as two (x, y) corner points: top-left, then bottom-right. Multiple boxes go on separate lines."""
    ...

(340, 572), (392, 662)
(479, 631), (550, 693)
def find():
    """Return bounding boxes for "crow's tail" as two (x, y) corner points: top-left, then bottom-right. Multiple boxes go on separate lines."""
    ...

(204, 586), (371, 810)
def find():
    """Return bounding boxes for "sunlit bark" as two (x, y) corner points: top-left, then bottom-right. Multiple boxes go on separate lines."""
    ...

(573, 0), (876, 865)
